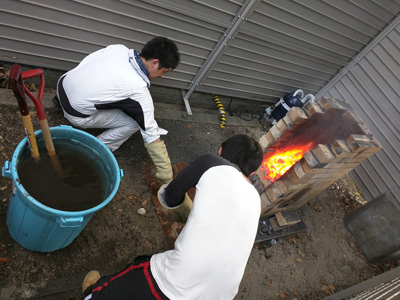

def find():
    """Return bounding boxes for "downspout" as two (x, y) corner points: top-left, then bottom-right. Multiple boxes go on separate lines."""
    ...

(182, 0), (261, 115)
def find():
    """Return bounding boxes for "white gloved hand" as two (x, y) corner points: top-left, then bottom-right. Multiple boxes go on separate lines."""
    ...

(157, 184), (193, 223)
(144, 140), (173, 184)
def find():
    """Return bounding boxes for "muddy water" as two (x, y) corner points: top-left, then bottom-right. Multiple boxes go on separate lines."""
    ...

(17, 143), (107, 212)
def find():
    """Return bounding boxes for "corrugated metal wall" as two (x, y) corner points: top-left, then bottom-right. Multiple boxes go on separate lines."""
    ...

(1, 0), (400, 204)
(323, 266), (400, 300)
(317, 17), (400, 208)
(1, 0), (399, 106)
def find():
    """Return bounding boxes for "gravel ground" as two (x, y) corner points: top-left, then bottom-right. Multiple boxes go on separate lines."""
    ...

(0, 90), (395, 300)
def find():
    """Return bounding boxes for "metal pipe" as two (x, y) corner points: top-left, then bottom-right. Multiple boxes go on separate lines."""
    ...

(182, 0), (261, 114)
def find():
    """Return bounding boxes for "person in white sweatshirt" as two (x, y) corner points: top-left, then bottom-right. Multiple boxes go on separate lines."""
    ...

(56, 37), (180, 184)
(82, 134), (264, 300)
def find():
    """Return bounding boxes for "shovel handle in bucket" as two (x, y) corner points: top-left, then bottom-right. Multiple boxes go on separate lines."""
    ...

(21, 68), (57, 156)
(9, 64), (40, 159)
(21, 67), (64, 177)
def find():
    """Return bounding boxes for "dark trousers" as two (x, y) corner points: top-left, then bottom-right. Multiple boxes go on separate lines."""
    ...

(84, 256), (169, 300)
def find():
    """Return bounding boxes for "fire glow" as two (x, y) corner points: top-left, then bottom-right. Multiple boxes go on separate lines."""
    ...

(261, 143), (314, 182)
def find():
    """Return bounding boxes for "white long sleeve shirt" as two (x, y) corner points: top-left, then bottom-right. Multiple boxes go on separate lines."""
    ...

(61, 44), (161, 143)
(151, 154), (261, 300)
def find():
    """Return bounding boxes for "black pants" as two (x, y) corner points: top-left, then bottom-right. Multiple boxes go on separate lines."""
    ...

(84, 256), (169, 300)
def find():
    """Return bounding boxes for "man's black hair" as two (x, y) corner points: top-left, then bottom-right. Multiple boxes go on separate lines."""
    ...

(220, 134), (263, 177)
(141, 36), (180, 69)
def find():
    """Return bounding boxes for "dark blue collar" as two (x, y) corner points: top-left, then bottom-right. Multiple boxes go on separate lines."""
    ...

(134, 50), (150, 80)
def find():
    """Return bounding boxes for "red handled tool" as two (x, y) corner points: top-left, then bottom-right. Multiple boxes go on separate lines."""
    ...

(20, 67), (56, 156)
(9, 64), (40, 159)
(9, 64), (63, 176)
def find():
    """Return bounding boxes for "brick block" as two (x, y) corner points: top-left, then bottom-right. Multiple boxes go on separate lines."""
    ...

(261, 205), (280, 218)
(330, 139), (356, 162)
(347, 134), (381, 153)
(292, 195), (318, 209)
(286, 167), (307, 184)
(308, 172), (337, 180)
(326, 172), (349, 182)
(347, 156), (368, 164)
(260, 192), (271, 207)
(354, 151), (378, 159)
(259, 135), (270, 151)
(260, 198), (272, 218)
(368, 134), (382, 148)
(303, 102), (325, 117)
(274, 178), (290, 195)
(302, 150), (328, 170)
(265, 183), (286, 203)
(269, 124), (282, 140)
(341, 162), (360, 169)
(325, 162), (347, 169)
(259, 131), (278, 150)
(357, 143), (382, 155)
(285, 188), (312, 209)
(255, 168), (272, 189)
(341, 110), (364, 126)
(276, 119), (289, 135)
(265, 131), (276, 147)
(318, 97), (347, 112)
(280, 173), (305, 193)
(302, 150), (318, 167)
(287, 107), (310, 125)
(265, 187), (277, 203)
(275, 210), (301, 226)
(283, 115), (294, 130)
(269, 216), (282, 232)
(299, 158), (327, 174)
(293, 162), (315, 180)
(311, 144), (336, 163)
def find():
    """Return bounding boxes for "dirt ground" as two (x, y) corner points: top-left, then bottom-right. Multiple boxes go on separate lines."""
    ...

(0, 100), (395, 300)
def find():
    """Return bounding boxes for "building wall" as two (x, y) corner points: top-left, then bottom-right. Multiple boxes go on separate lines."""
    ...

(1, 0), (399, 105)
(317, 18), (400, 208)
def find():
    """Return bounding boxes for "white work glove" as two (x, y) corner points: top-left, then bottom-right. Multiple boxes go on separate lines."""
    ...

(144, 140), (173, 184)
(157, 184), (193, 223)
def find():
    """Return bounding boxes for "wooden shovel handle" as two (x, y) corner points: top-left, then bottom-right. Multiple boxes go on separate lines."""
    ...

(39, 119), (63, 177)
(21, 115), (40, 159)
(39, 119), (56, 156)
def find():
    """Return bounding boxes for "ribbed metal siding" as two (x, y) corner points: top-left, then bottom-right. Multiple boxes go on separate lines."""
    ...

(318, 20), (400, 208)
(0, 0), (244, 91)
(1, 0), (399, 105)
(194, 0), (400, 102)
(347, 277), (400, 300)
(323, 266), (400, 300)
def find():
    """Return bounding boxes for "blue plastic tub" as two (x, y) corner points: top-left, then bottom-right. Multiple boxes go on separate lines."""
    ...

(2, 125), (123, 252)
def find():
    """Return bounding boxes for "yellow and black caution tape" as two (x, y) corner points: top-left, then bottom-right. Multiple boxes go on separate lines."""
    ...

(213, 94), (226, 128)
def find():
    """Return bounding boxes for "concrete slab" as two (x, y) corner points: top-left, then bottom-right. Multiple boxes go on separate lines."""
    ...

(0, 88), (261, 128)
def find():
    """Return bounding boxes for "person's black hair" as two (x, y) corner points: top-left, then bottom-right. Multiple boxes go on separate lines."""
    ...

(141, 36), (180, 69)
(220, 134), (263, 177)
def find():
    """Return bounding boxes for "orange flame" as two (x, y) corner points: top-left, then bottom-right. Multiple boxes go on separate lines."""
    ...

(261, 143), (314, 182)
